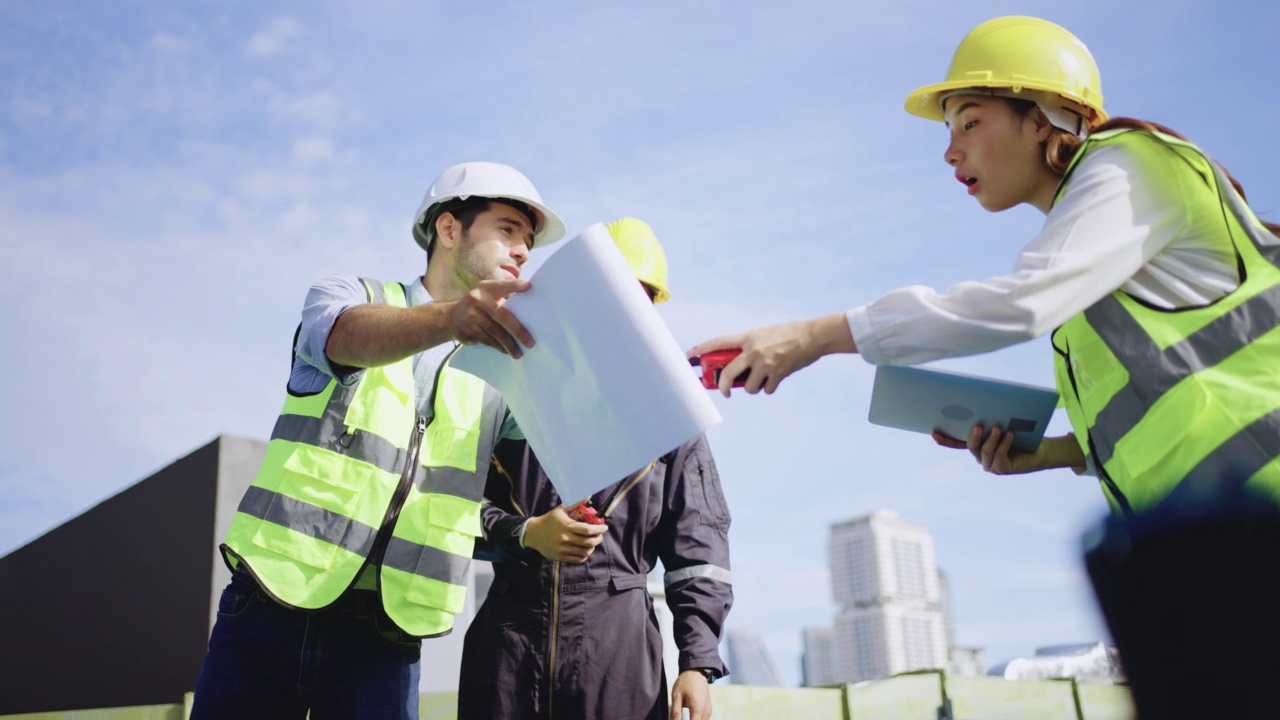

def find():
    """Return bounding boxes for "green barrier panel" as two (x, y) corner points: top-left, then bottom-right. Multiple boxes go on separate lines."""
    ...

(417, 691), (458, 717)
(420, 691), (458, 720)
(0, 678), (1139, 720)
(847, 673), (945, 719)
(0, 706), (184, 720)
(1076, 683), (1136, 720)
(709, 685), (846, 720)
(948, 676), (1078, 720)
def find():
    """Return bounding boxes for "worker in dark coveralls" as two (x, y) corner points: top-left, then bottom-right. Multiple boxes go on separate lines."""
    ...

(457, 218), (733, 720)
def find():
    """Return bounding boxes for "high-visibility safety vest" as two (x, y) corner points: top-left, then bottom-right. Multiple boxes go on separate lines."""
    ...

(222, 278), (506, 637)
(1051, 129), (1280, 516)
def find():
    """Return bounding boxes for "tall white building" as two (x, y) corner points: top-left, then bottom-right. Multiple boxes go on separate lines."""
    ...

(828, 510), (949, 683)
(801, 627), (840, 687)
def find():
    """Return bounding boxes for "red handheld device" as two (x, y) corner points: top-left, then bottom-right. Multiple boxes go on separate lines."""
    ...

(690, 349), (749, 390)
(570, 503), (605, 525)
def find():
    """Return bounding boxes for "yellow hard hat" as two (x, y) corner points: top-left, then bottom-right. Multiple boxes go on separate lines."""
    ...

(606, 217), (670, 303)
(904, 16), (1107, 125)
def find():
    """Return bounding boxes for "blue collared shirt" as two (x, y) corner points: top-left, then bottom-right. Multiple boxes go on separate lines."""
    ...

(287, 273), (519, 437)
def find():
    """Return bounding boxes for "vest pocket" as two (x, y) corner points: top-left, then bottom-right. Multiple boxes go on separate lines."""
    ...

(279, 448), (379, 508)
(344, 374), (414, 448)
(421, 423), (481, 473)
(427, 494), (483, 553)
(398, 495), (482, 614)
(248, 449), (381, 571)
(250, 522), (340, 571)
(1064, 330), (1129, 427)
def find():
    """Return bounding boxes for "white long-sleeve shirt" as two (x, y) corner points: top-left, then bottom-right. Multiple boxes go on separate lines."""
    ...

(848, 134), (1242, 366)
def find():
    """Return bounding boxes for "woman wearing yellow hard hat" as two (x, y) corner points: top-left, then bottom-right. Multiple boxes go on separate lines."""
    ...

(690, 16), (1280, 517)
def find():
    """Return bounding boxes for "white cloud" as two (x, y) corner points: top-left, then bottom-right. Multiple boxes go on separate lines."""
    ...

(148, 32), (188, 53)
(245, 16), (304, 59)
(292, 134), (335, 166)
(9, 93), (55, 127)
(264, 88), (345, 130)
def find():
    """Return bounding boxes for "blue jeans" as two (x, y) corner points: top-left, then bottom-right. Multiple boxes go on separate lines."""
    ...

(191, 571), (422, 720)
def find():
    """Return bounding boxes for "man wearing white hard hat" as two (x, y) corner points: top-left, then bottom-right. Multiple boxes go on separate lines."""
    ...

(192, 161), (565, 719)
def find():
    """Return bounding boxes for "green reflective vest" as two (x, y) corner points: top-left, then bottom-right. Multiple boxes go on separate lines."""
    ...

(1051, 129), (1280, 515)
(222, 278), (505, 637)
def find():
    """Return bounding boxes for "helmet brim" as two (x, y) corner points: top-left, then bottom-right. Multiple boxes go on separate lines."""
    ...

(905, 80), (1109, 123)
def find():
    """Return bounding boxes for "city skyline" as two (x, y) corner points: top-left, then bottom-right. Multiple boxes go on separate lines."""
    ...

(6, 1), (1277, 687)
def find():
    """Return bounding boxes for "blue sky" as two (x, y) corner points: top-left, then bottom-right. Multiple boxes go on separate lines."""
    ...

(3, 1), (1277, 687)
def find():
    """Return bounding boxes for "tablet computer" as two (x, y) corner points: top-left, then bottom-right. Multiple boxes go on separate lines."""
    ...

(867, 365), (1060, 453)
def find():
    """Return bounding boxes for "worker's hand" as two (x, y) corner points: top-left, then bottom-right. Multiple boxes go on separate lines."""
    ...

(522, 506), (607, 563)
(447, 278), (534, 358)
(688, 314), (855, 397)
(670, 670), (712, 720)
(932, 428), (1086, 475)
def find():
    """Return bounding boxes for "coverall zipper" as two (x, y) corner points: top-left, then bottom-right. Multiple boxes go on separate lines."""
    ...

(547, 560), (561, 719)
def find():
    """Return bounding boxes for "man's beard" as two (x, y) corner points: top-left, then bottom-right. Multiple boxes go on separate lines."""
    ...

(453, 228), (496, 288)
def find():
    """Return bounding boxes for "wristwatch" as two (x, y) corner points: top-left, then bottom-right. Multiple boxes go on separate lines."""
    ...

(696, 668), (718, 684)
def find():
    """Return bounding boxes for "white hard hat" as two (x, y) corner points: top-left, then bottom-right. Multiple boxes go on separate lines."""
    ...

(412, 161), (566, 252)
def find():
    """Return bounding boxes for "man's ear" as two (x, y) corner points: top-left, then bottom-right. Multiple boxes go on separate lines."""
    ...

(1032, 107), (1055, 142)
(434, 212), (460, 250)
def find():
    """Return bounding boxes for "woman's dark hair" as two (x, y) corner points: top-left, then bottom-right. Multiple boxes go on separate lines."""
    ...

(1006, 97), (1280, 237)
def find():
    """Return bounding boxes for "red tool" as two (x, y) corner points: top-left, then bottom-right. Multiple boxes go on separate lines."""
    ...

(690, 349), (749, 390)
(569, 502), (605, 525)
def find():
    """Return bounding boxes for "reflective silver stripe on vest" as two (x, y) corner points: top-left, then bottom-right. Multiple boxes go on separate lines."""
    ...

(1084, 158), (1280, 470)
(1086, 284), (1280, 467)
(271, 410), (410, 477)
(236, 485), (380, 557)
(382, 536), (472, 586)
(412, 462), (489, 503)
(361, 277), (389, 305)
(664, 564), (733, 587)
(1168, 408), (1280, 502)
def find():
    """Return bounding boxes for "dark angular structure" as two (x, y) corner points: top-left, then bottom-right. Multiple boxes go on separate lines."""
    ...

(0, 436), (266, 715)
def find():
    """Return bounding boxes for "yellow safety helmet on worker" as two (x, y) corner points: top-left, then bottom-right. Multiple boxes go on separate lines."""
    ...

(606, 217), (671, 304)
(412, 161), (567, 254)
(905, 16), (1107, 136)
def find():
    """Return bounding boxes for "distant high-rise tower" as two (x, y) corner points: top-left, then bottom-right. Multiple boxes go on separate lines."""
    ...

(828, 510), (949, 683)
(801, 627), (840, 687)
(725, 626), (784, 686)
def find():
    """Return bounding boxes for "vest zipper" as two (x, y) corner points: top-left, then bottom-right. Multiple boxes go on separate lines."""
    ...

(547, 559), (561, 719)
(1054, 337), (1135, 518)
(368, 413), (428, 566)
(369, 347), (458, 566)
